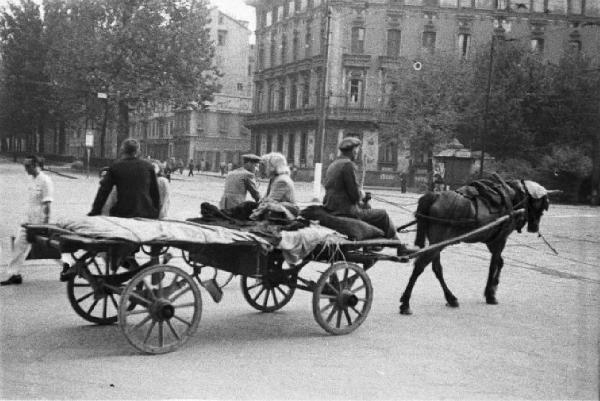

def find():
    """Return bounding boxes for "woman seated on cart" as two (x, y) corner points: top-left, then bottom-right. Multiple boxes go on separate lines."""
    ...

(323, 137), (413, 254)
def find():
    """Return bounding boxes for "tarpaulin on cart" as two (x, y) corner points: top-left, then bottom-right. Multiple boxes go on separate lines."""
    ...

(277, 224), (344, 265)
(55, 216), (273, 251)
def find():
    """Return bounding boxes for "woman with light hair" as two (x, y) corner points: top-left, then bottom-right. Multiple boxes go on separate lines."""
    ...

(261, 152), (296, 204)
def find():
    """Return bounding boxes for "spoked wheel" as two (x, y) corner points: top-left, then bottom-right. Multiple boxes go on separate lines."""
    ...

(312, 262), (373, 335)
(66, 254), (129, 325)
(118, 264), (202, 354)
(241, 273), (296, 313)
(182, 249), (234, 289)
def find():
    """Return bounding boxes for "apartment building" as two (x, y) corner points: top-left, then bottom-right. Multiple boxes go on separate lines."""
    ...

(130, 7), (254, 169)
(245, 0), (600, 185)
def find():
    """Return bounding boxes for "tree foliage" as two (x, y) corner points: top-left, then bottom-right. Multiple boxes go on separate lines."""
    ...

(1, 0), (220, 157)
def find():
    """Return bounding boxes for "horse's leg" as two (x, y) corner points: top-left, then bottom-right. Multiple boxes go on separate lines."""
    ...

(431, 253), (459, 308)
(399, 252), (436, 315)
(484, 238), (507, 305)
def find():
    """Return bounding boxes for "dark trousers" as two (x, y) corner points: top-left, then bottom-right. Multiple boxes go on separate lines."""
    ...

(356, 209), (397, 239)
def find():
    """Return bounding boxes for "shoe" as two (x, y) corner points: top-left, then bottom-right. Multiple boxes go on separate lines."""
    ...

(1, 274), (23, 286)
(59, 263), (76, 282)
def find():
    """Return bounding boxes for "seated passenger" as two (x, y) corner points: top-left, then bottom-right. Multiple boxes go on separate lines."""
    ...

(219, 154), (261, 210)
(261, 152), (296, 205)
(323, 137), (412, 253)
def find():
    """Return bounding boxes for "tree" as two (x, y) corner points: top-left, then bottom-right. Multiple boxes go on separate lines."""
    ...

(388, 53), (473, 176)
(0, 0), (50, 153)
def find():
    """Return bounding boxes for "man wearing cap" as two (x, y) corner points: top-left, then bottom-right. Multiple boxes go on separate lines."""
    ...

(324, 137), (406, 245)
(219, 154), (262, 209)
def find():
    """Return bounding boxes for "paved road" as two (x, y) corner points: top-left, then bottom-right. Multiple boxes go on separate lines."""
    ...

(0, 157), (598, 399)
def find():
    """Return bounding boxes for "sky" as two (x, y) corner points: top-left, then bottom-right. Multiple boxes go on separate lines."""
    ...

(0, 0), (257, 33)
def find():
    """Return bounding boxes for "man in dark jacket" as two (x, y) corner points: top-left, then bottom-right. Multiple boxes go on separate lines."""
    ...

(324, 138), (410, 253)
(89, 138), (160, 218)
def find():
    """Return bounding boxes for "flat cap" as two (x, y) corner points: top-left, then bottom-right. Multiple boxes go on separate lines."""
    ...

(242, 153), (262, 162)
(338, 137), (362, 150)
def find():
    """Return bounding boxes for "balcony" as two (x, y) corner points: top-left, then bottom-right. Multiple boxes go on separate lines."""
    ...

(245, 107), (319, 126)
(327, 107), (379, 122)
(342, 54), (371, 68)
(378, 56), (408, 70)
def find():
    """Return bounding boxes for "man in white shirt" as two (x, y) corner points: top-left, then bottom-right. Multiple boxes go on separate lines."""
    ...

(1, 155), (54, 286)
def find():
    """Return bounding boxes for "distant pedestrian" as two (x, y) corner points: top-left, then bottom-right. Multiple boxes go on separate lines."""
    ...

(220, 161), (226, 176)
(2, 155), (56, 286)
(400, 174), (407, 193)
(188, 160), (195, 176)
(227, 162), (233, 174)
(177, 159), (184, 174)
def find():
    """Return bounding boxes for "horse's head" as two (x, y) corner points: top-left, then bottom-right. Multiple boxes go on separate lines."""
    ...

(521, 180), (549, 233)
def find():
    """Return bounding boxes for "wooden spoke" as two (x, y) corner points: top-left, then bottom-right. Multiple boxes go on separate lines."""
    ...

(252, 287), (266, 303)
(143, 321), (157, 345)
(76, 291), (94, 303)
(241, 274), (296, 313)
(86, 299), (99, 315)
(109, 293), (119, 310)
(119, 265), (202, 354)
(312, 262), (373, 335)
(166, 320), (180, 341)
(247, 281), (263, 291)
(262, 289), (270, 308)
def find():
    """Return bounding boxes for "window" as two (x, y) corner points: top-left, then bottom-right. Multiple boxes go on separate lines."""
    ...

(288, 133), (295, 162)
(258, 44), (265, 69)
(277, 134), (284, 152)
(271, 35), (277, 66)
(495, 0), (507, 9)
(288, 1), (295, 16)
(278, 85), (286, 110)
(387, 29), (401, 57)
(290, 79), (298, 109)
(531, 0), (544, 11)
(293, 31), (299, 61)
(218, 114), (228, 134)
(348, 78), (362, 106)
(300, 132), (308, 165)
(218, 30), (227, 46)
(265, 11), (272, 26)
(475, 0), (494, 8)
(302, 79), (310, 107)
(305, 30), (312, 58)
(266, 133), (273, 152)
(422, 31), (436, 53)
(268, 84), (275, 111)
(570, 0), (583, 13)
(585, 0), (600, 15)
(277, 5), (284, 20)
(379, 141), (396, 163)
(351, 27), (365, 53)
(459, 0), (472, 7)
(547, 0), (567, 12)
(218, 13), (224, 24)
(281, 34), (287, 64)
(404, 0), (422, 5)
(255, 89), (263, 112)
(441, 0), (458, 6)
(255, 133), (262, 154)
(237, 83), (244, 91)
(530, 38), (544, 54)
(458, 33), (471, 58)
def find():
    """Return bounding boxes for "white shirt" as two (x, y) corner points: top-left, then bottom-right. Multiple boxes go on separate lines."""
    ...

(27, 171), (54, 223)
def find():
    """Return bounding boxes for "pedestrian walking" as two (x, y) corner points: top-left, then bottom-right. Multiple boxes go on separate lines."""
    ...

(188, 159), (195, 176)
(220, 161), (226, 176)
(1, 155), (57, 286)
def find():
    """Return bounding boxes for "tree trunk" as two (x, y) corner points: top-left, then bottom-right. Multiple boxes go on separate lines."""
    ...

(100, 99), (109, 158)
(117, 100), (130, 148)
(590, 129), (600, 206)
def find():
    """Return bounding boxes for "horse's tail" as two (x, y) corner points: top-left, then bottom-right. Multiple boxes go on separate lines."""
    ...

(414, 192), (438, 248)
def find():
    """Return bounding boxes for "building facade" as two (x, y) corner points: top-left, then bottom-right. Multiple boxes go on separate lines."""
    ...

(245, 0), (600, 185)
(129, 7), (254, 170)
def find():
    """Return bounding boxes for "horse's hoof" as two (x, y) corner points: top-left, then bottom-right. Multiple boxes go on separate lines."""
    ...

(446, 300), (460, 308)
(399, 305), (413, 315)
(486, 297), (498, 305)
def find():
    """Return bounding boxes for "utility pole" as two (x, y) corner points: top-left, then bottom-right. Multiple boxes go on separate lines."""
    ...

(479, 34), (496, 177)
(316, 3), (332, 166)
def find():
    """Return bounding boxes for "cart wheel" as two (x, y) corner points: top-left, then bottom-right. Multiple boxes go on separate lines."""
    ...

(66, 255), (125, 325)
(241, 273), (296, 313)
(183, 250), (234, 289)
(312, 262), (373, 335)
(118, 264), (202, 354)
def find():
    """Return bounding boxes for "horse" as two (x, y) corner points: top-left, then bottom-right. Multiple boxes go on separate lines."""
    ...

(399, 177), (550, 315)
